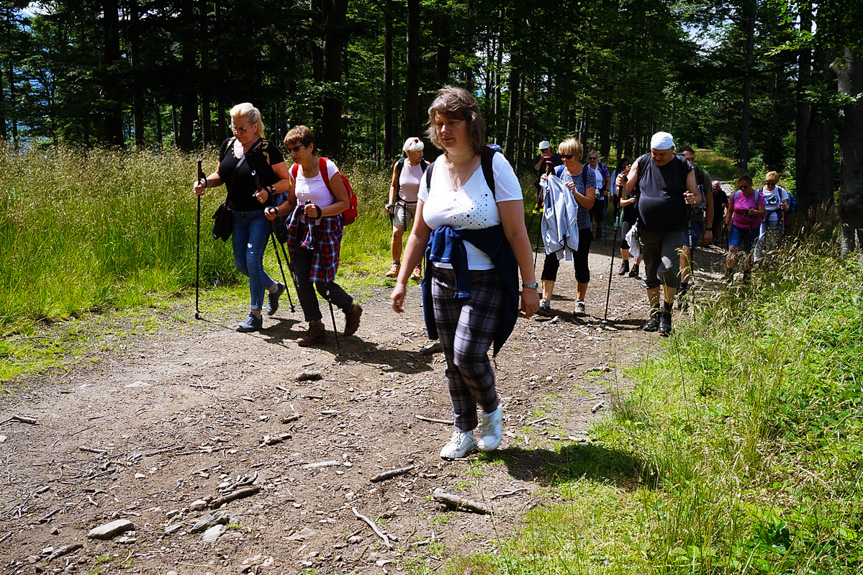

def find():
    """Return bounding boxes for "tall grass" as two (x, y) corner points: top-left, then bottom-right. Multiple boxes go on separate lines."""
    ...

(443, 230), (863, 574)
(0, 145), (400, 332)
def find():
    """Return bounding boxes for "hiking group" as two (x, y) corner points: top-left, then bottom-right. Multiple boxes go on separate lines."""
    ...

(193, 90), (794, 460)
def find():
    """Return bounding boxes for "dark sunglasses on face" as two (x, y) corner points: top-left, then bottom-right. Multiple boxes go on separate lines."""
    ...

(560, 154), (574, 160)
(287, 145), (305, 153)
(589, 156), (598, 161)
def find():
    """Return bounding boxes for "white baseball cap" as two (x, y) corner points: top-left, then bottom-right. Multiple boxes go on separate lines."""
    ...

(538, 140), (551, 150)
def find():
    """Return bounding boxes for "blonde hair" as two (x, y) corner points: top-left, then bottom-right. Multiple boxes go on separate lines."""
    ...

(558, 138), (583, 160)
(425, 86), (486, 156)
(230, 103), (265, 138)
(765, 171), (780, 183)
(402, 137), (424, 153)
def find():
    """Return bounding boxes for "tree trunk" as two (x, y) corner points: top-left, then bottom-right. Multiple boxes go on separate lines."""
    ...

(102, 0), (124, 147)
(0, 56), (5, 141)
(738, 0), (756, 172)
(404, 0), (421, 139)
(177, 0), (196, 150)
(129, 0), (145, 148)
(833, 49), (863, 253)
(434, 11), (449, 87)
(321, 0), (348, 158)
(794, 2), (811, 197)
(383, 0), (393, 160)
(199, 0), (211, 146)
(802, 45), (835, 216)
(504, 68), (519, 159)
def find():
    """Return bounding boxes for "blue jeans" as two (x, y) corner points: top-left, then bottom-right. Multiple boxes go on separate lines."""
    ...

(232, 209), (275, 312)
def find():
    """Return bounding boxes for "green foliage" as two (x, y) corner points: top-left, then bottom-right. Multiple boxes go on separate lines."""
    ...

(438, 229), (863, 574)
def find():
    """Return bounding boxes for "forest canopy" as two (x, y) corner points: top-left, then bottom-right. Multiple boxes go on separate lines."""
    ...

(2, 0), (861, 221)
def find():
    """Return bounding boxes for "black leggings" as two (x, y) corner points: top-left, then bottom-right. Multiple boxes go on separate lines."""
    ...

(541, 228), (593, 284)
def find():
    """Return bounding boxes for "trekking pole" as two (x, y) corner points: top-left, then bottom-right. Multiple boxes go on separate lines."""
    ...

(253, 170), (295, 313)
(309, 217), (341, 355)
(602, 183), (622, 324)
(195, 158), (205, 319)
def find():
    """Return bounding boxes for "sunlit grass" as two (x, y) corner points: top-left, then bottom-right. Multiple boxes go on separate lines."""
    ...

(435, 229), (863, 574)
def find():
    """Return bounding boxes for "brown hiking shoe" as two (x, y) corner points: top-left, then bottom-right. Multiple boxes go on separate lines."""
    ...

(385, 263), (400, 278)
(410, 265), (422, 281)
(343, 303), (363, 336)
(297, 321), (326, 347)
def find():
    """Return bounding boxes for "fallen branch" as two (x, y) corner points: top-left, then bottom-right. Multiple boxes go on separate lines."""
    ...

(79, 446), (107, 455)
(414, 414), (451, 425)
(280, 414), (301, 424)
(0, 414), (38, 426)
(0, 532), (10, 544)
(591, 401), (605, 413)
(259, 433), (291, 447)
(210, 486), (261, 509)
(351, 507), (392, 548)
(370, 465), (414, 483)
(432, 489), (491, 514)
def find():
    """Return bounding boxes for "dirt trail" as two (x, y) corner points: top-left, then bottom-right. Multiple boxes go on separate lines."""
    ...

(0, 240), (727, 574)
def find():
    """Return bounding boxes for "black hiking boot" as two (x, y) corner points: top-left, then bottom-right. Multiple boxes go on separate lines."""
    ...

(642, 307), (661, 332)
(659, 310), (672, 337)
(618, 260), (630, 276)
(628, 263), (640, 278)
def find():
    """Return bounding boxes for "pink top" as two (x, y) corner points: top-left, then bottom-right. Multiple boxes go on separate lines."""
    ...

(730, 189), (765, 229)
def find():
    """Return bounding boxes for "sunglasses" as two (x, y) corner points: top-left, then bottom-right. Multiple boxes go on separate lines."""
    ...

(588, 156), (598, 160)
(287, 144), (305, 153)
(739, 185), (751, 189)
(560, 154), (574, 160)
(230, 125), (250, 134)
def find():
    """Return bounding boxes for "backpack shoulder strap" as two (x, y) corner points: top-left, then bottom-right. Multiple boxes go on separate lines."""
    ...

(420, 158), (428, 172)
(318, 157), (332, 194)
(425, 160), (436, 190)
(480, 145), (496, 198)
(554, 165), (565, 178)
(290, 163), (298, 179)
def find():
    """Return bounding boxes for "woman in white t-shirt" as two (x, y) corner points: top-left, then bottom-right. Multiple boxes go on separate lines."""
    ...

(390, 86), (539, 460)
(385, 137), (428, 280)
(266, 125), (362, 347)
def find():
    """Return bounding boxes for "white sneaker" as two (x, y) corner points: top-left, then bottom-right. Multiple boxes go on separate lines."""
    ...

(440, 430), (477, 459)
(477, 408), (503, 452)
(574, 300), (586, 316)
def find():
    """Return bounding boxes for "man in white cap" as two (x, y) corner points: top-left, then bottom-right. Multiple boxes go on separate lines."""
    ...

(615, 131), (702, 336)
(533, 140), (561, 174)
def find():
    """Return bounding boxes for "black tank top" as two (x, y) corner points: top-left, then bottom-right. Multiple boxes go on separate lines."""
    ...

(635, 153), (692, 231)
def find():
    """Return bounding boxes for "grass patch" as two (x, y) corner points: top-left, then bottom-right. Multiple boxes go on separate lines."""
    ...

(434, 228), (863, 573)
(695, 149), (738, 181)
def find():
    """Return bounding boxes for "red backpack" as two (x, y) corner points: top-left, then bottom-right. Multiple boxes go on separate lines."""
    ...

(291, 157), (358, 225)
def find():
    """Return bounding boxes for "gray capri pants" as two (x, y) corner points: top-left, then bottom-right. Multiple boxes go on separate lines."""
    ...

(639, 228), (685, 289)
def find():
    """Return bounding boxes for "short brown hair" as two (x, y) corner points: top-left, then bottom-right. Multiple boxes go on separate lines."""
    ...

(558, 138), (583, 160)
(737, 174), (753, 187)
(425, 86), (486, 156)
(284, 125), (316, 151)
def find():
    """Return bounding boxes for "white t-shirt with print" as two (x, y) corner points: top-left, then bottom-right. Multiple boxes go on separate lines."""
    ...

(419, 152), (522, 270)
(294, 158), (340, 208)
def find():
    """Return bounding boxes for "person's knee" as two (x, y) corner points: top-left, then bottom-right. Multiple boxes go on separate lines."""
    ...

(453, 351), (489, 378)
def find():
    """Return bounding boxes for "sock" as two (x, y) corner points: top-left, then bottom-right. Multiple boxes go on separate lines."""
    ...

(679, 282), (689, 291)
(663, 301), (673, 312)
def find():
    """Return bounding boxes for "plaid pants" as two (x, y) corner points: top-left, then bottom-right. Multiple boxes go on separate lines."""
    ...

(430, 266), (502, 432)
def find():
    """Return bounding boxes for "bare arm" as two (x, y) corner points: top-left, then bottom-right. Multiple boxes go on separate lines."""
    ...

(390, 201), (432, 313)
(498, 200), (539, 318)
(388, 162), (399, 206)
(684, 170), (702, 208)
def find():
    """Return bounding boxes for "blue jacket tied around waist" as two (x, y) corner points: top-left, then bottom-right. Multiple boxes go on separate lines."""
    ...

(421, 224), (519, 357)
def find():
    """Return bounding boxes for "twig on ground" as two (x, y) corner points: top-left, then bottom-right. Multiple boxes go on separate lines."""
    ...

(527, 417), (549, 426)
(38, 508), (62, 523)
(280, 414), (301, 423)
(491, 488), (528, 500)
(0, 415), (38, 426)
(210, 486), (261, 508)
(302, 460), (341, 470)
(414, 414), (451, 425)
(370, 465), (414, 483)
(0, 532), (11, 544)
(591, 401), (605, 413)
(432, 489), (492, 514)
(351, 507), (392, 548)
(79, 446), (107, 455)
(47, 543), (83, 561)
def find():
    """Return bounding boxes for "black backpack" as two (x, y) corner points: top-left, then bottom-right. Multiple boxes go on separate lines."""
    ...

(424, 145), (499, 198)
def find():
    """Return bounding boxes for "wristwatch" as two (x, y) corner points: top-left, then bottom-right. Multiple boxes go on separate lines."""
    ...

(522, 282), (539, 290)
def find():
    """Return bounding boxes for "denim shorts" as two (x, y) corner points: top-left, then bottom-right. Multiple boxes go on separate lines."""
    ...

(729, 225), (760, 253)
